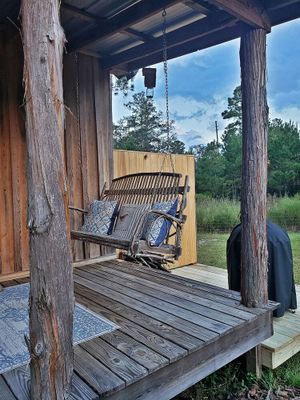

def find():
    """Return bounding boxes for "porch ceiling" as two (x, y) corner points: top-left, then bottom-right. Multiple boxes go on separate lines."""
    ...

(1, 0), (300, 74)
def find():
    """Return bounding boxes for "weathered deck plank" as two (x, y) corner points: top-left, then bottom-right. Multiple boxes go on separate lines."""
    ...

(0, 260), (274, 400)
(75, 268), (233, 333)
(74, 273), (219, 341)
(75, 289), (188, 361)
(173, 263), (300, 370)
(83, 265), (245, 326)
(80, 339), (148, 385)
(2, 367), (99, 400)
(86, 263), (255, 321)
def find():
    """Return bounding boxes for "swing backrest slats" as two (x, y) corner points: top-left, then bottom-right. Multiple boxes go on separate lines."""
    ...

(101, 172), (183, 207)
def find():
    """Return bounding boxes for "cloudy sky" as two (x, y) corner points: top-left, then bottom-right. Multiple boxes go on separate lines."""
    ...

(112, 19), (300, 148)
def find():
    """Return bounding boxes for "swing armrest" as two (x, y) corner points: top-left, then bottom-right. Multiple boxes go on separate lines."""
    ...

(147, 210), (183, 226)
(69, 206), (88, 214)
(143, 210), (184, 249)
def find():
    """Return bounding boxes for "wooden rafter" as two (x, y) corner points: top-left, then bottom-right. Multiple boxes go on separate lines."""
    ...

(204, 0), (271, 31)
(61, 3), (153, 43)
(121, 21), (246, 72)
(103, 11), (237, 70)
(68, 0), (181, 52)
(182, 0), (212, 14)
(267, 1), (300, 26)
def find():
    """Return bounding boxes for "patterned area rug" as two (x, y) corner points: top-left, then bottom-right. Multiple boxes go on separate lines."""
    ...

(0, 283), (118, 374)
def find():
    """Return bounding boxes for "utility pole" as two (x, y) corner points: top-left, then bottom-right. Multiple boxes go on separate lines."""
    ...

(215, 120), (219, 145)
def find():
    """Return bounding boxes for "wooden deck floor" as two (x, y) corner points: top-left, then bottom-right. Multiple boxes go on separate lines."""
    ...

(173, 264), (300, 369)
(0, 260), (274, 400)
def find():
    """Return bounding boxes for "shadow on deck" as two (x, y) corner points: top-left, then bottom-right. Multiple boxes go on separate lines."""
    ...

(0, 259), (274, 400)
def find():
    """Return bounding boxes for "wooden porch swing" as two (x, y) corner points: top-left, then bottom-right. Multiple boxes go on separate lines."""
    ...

(71, 172), (189, 267)
(70, 9), (189, 268)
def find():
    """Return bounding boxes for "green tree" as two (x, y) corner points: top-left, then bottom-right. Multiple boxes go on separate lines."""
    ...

(113, 91), (185, 154)
(196, 141), (226, 196)
(221, 86), (242, 198)
(268, 119), (300, 196)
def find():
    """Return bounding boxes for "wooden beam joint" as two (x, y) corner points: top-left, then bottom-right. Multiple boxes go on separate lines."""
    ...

(205, 0), (271, 31)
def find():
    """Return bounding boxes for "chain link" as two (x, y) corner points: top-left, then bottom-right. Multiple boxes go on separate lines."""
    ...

(75, 52), (80, 134)
(161, 8), (175, 173)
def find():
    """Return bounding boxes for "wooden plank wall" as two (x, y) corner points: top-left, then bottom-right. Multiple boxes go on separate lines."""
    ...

(113, 150), (197, 268)
(0, 30), (196, 276)
(0, 29), (29, 276)
(0, 30), (113, 278)
(64, 53), (113, 262)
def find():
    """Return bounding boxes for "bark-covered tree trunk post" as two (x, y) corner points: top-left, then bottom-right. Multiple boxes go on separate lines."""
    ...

(21, 1), (74, 398)
(240, 28), (269, 308)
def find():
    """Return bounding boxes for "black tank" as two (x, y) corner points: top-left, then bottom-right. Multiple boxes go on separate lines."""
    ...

(227, 221), (297, 317)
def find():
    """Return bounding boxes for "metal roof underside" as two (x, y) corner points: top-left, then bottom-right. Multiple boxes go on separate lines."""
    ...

(1, 0), (300, 74)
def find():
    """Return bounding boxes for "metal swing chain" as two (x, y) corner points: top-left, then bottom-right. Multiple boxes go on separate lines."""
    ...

(161, 8), (175, 174)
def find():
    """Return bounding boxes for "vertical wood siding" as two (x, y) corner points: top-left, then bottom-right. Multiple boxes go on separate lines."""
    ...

(0, 34), (196, 276)
(0, 35), (113, 277)
(64, 53), (113, 262)
(0, 30), (29, 276)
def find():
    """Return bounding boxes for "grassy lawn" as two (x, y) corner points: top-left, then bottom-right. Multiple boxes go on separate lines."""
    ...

(198, 231), (300, 284)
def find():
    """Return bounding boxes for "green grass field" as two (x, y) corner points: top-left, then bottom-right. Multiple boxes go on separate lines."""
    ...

(198, 232), (300, 284)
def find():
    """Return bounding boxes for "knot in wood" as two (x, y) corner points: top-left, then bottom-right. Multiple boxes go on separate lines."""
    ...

(34, 342), (44, 357)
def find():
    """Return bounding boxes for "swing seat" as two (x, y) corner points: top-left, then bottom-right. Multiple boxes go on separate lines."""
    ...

(70, 172), (189, 263)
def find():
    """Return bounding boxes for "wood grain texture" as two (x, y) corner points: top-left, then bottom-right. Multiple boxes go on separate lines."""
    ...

(75, 287), (199, 355)
(0, 28), (28, 276)
(65, 53), (113, 261)
(174, 263), (300, 370)
(107, 311), (273, 400)
(240, 28), (269, 308)
(206, 0), (271, 31)
(1, 45), (113, 277)
(113, 150), (197, 268)
(3, 366), (99, 400)
(21, 0), (74, 397)
(1, 261), (274, 399)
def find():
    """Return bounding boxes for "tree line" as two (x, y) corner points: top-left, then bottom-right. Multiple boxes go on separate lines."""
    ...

(113, 88), (300, 197)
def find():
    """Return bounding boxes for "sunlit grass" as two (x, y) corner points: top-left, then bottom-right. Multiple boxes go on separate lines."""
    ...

(198, 232), (300, 284)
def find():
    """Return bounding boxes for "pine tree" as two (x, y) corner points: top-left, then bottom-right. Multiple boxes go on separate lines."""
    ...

(113, 92), (185, 153)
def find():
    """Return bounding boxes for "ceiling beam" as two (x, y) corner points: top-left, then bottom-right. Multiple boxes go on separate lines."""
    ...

(204, 0), (271, 31)
(102, 11), (236, 69)
(62, 3), (153, 43)
(182, 0), (212, 14)
(267, 1), (300, 26)
(118, 21), (247, 72)
(62, 3), (104, 22)
(67, 0), (181, 52)
(123, 27), (153, 42)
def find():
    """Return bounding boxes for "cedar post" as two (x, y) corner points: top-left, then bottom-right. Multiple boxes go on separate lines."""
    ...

(240, 27), (268, 308)
(240, 28), (269, 377)
(21, 0), (74, 398)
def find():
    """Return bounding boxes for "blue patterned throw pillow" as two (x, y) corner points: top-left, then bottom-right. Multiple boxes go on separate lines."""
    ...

(81, 200), (118, 235)
(143, 198), (178, 246)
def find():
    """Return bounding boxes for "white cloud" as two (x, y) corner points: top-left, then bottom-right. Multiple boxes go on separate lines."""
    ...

(156, 94), (228, 145)
(269, 102), (300, 127)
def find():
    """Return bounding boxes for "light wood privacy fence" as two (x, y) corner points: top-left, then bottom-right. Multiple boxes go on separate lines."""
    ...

(113, 150), (197, 268)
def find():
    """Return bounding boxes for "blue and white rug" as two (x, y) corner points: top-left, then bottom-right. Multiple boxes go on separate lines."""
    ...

(0, 283), (118, 374)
